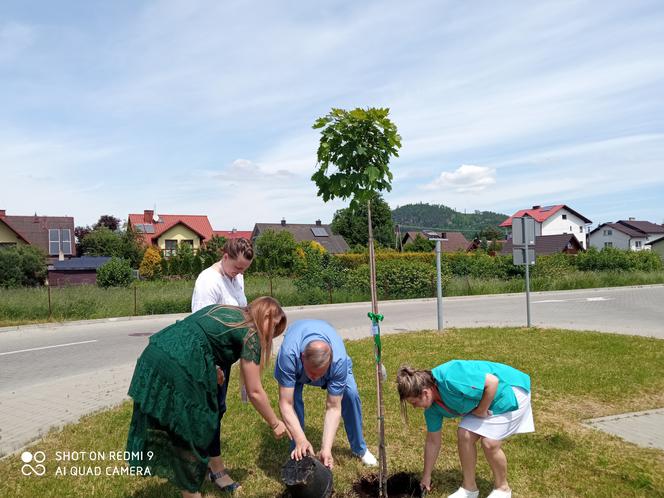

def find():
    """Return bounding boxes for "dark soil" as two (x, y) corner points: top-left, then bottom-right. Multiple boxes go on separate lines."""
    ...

(352, 472), (423, 498)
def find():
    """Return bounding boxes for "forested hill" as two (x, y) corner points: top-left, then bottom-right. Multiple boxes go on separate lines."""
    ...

(392, 203), (508, 236)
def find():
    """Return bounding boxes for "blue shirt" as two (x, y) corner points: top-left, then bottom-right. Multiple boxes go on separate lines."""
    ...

(274, 319), (350, 396)
(424, 360), (531, 432)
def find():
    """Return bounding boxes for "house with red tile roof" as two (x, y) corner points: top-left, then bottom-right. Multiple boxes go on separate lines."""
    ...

(588, 218), (664, 251)
(0, 209), (75, 263)
(500, 204), (592, 248)
(128, 209), (214, 257)
(213, 229), (253, 240)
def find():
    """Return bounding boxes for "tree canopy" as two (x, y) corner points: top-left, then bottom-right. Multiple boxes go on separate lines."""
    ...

(331, 193), (395, 248)
(312, 107), (401, 210)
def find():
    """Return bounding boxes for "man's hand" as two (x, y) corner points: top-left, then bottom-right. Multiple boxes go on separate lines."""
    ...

(271, 420), (290, 440)
(216, 366), (225, 385)
(420, 475), (432, 492)
(291, 438), (314, 461)
(318, 449), (334, 469)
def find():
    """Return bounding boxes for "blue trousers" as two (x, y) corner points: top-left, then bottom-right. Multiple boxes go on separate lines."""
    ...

(292, 365), (367, 456)
(206, 363), (232, 457)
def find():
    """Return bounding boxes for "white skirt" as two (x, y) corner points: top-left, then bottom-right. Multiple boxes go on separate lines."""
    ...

(458, 387), (535, 440)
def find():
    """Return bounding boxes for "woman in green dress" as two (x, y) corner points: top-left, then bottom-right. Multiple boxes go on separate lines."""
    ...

(126, 296), (289, 497)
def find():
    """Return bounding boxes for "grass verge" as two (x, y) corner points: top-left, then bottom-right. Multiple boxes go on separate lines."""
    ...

(2, 272), (664, 327)
(1, 327), (663, 497)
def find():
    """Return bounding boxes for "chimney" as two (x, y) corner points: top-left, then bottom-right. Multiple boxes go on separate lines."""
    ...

(532, 205), (541, 210)
(144, 210), (154, 223)
(281, 218), (286, 226)
(315, 219), (322, 226)
(0, 209), (5, 218)
(628, 217), (635, 221)
(231, 228), (237, 233)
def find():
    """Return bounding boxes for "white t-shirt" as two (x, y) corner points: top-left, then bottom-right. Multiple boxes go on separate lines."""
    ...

(191, 264), (247, 312)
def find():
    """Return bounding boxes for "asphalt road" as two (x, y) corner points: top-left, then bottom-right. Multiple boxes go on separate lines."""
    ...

(1, 285), (663, 456)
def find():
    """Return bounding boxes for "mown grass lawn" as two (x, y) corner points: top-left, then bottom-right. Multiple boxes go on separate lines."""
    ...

(2, 272), (664, 327)
(2, 327), (664, 497)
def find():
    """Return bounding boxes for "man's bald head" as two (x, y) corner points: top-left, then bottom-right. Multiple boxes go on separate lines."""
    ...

(302, 340), (332, 381)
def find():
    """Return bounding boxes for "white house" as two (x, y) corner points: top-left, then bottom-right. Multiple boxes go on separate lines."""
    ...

(588, 219), (664, 251)
(500, 204), (592, 248)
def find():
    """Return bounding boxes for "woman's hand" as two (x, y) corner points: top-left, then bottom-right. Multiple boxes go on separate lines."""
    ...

(420, 475), (432, 492)
(471, 407), (492, 418)
(290, 438), (314, 461)
(317, 449), (334, 469)
(216, 366), (225, 385)
(271, 420), (290, 440)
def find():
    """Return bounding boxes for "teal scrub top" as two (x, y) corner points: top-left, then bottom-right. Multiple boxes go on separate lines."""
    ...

(424, 360), (531, 432)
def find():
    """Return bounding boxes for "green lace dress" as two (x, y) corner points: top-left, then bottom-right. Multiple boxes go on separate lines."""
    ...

(125, 305), (261, 492)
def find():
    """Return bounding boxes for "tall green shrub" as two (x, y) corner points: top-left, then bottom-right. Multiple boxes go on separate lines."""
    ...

(345, 259), (441, 299)
(97, 257), (133, 288)
(294, 243), (347, 303)
(0, 245), (47, 287)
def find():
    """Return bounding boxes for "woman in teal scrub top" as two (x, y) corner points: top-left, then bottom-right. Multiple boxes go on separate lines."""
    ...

(397, 360), (534, 498)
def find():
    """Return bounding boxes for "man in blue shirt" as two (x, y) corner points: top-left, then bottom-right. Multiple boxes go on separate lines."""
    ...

(275, 319), (377, 469)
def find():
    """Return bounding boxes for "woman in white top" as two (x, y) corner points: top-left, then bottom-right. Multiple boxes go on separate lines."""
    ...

(191, 238), (254, 493)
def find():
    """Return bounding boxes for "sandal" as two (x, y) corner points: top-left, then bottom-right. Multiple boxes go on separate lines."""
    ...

(209, 469), (241, 493)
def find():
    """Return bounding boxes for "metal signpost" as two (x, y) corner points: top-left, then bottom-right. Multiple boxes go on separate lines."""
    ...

(427, 232), (448, 331)
(511, 217), (536, 327)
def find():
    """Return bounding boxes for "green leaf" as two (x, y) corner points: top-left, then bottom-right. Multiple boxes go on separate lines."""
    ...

(366, 166), (380, 183)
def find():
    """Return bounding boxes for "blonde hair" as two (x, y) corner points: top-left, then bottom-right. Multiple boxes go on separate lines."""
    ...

(396, 365), (435, 422)
(209, 296), (287, 371)
(302, 341), (332, 370)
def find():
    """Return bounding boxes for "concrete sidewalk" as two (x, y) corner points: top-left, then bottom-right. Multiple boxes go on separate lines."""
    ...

(0, 365), (135, 457)
(584, 409), (664, 450)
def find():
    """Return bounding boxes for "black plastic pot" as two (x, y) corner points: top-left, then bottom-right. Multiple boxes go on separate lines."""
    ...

(281, 456), (333, 498)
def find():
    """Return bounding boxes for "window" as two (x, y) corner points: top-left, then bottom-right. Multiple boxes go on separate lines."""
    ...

(562, 214), (567, 220)
(635, 241), (642, 248)
(48, 228), (72, 255)
(604, 242), (613, 248)
(164, 240), (177, 257)
(603, 229), (613, 236)
(0, 242), (18, 250)
(569, 226), (573, 231)
(579, 226), (583, 233)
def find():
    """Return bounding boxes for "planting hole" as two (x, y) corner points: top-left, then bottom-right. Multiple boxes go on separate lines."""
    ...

(352, 472), (423, 498)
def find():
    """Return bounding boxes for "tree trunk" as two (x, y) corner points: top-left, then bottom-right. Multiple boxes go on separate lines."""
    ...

(368, 199), (388, 497)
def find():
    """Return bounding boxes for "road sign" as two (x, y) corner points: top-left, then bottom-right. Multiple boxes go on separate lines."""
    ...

(512, 248), (535, 265)
(512, 216), (536, 246)
(511, 216), (536, 327)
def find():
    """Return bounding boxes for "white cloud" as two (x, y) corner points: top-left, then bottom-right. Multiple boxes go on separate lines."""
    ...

(423, 164), (496, 192)
(213, 159), (296, 184)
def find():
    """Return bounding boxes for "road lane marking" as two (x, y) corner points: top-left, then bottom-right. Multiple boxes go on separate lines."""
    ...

(0, 340), (98, 356)
(533, 299), (567, 303)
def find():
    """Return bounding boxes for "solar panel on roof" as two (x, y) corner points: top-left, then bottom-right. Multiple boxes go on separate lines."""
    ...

(135, 224), (145, 232)
(144, 224), (155, 233)
(311, 227), (328, 237)
(540, 205), (556, 212)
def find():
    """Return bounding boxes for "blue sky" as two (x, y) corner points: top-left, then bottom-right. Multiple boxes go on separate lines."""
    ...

(1, 0), (663, 230)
